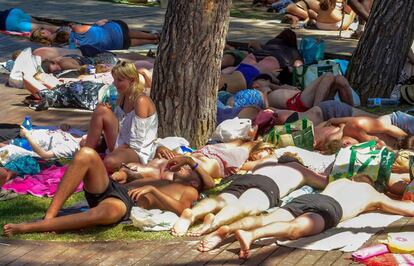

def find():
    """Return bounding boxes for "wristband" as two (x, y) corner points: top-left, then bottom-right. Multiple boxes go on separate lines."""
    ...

(191, 163), (199, 170)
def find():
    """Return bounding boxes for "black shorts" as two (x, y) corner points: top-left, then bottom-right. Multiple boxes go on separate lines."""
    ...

(84, 179), (134, 221)
(222, 174), (280, 208)
(112, 20), (131, 50)
(281, 194), (343, 230)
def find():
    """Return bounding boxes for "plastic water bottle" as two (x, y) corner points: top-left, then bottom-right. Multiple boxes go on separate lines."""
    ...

(108, 85), (118, 110)
(22, 116), (32, 130)
(367, 98), (399, 108)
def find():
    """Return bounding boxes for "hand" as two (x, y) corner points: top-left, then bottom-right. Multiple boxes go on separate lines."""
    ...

(156, 146), (176, 160)
(166, 155), (195, 172)
(20, 125), (29, 138)
(128, 185), (154, 202)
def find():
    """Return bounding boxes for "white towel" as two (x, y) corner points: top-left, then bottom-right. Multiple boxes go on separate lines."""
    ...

(255, 212), (402, 252)
(130, 206), (179, 232)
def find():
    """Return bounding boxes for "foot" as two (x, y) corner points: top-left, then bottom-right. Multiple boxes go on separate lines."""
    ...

(171, 208), (194, 236)
(198, 225), (230, 252)
(235, 230), (253, 260)
(188, 213), (215, 236)
(3, 224), (23, 237)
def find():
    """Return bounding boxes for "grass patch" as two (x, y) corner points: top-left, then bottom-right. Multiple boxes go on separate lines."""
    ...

(0, 193), (172, 242)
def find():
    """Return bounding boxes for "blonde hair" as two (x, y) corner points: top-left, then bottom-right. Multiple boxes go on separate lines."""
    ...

(111, 61), (145, 103)
(249, 141), (276, 159)
(30, 29), (69, 46)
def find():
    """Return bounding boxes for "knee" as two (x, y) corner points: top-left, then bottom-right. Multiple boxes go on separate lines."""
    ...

(74, 147), (99, 164)
(335, 75), (349, 87)
(322, 72), (335, 83)
(93, 104), (112, 117)
(88, 206), (123, 225)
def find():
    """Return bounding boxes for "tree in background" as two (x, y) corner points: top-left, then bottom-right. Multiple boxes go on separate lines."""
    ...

(151, 0), (232, 147)
(347, 0), (414, 103)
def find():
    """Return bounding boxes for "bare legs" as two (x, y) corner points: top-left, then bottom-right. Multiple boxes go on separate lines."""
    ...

(334, 75), (354, 106)
(83, 105), (119, 152)
(300, 73), (335, 107)
(3, 147), (127, 236)
(129, 29), (159, 46)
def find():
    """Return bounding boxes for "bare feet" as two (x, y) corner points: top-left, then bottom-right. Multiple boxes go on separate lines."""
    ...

(188, 213), (215, 236)
(171, 208), (194, 236)
(198, 225), (230, 252)
(3, 223), (23, 237)
(235, 230), (253, 260)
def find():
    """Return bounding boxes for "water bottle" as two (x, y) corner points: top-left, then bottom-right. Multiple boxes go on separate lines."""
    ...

(108, 84), (118, 110)
(85, 65), (96, 75)
(367, 98), (399, 108)
(22, 116), (33, 130)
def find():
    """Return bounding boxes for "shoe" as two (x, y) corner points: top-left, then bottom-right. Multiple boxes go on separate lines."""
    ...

(0, 189), (18, 201)
(29, 99), (49, 111)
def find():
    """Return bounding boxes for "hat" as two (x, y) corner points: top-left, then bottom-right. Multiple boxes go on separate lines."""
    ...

(211, 118), (253, 143)
(401, 84), (414, 105)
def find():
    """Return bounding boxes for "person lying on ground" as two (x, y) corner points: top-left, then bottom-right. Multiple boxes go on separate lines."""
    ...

(253, 72), (354, 112)
(268, 99), (376, 126)
(0, 8), (67, 38)
(219, 53), (280, 94)
(18, 123), (82, 160)
(171, 154), (330, 237)
(275, 0), (320, 29)
(316, 0), (356, 31)
(203, 177), (414, 258)
(80, 61), (158, 172)
(379, 111), (414, 136)
(30, 18), (159, 49)
(314, 116), (412, 152)
(2, 147), (204, 237)
(111, 138), (271, 186)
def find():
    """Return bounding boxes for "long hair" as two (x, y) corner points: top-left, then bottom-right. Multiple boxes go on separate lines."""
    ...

(30, 29), (69, 46)
(111, 61), (145, 104)
(275, 28), (298, 49)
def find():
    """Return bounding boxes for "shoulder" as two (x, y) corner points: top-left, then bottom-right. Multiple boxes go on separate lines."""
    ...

(134, 94), (156, 118)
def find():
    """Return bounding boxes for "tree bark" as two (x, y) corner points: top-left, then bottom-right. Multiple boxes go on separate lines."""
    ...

(347, 0), (414, 103)
(151, 0), (232, 147)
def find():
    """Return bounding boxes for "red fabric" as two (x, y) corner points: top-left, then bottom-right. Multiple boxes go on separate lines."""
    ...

(286, 92), (309, 112)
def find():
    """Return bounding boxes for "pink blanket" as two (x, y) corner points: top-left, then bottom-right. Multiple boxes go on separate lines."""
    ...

(2, 165), (83, 197)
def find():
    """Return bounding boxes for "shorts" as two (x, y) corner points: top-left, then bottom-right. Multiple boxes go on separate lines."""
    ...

(390, 111), (414, 135)
(316, 21), (342, 31)
(281, 194), (343, 230)
(112, 20), (131, 49)
(84, 178), (134, 221)
(319, 100), (353, 121)
(235, 63), (261, 88)
(5, 8), (31, 32)
(222, 174), (281, 208)
(233, 89), (264, 109)
(286, 92), (309, 112)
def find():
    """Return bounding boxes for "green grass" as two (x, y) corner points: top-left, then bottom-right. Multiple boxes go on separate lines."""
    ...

(0, 193), (172, 242)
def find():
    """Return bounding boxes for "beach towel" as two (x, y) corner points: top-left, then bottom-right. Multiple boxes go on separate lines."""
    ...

(272, 213), (402, 252)
(2, 165), (83, 197)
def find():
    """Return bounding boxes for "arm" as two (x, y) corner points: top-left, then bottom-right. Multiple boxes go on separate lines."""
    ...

(347, 0), (370, 21)
(70, 24), (91, 34)
(94, 19), (109, 26)
(20, 127), (55, 159)
(150, 186), (198, 214)
(326, 117), (353, 126)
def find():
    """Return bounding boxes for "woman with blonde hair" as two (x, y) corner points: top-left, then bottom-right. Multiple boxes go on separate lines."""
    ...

(82, 61), (158, 172)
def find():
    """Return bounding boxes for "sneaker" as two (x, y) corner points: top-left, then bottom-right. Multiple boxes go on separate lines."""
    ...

(0, 189), (18, 201)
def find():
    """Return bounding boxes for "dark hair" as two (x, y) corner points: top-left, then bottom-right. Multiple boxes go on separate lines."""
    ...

(397, 136), (414, 150)
(319, 0), (336, 11)
(41, 60), (54, 73)
(324, 139), (342, 155)
(275, 29), (298, 49)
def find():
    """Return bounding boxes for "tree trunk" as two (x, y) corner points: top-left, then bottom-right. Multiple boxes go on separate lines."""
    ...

(151, 0), (232, 147)
(347, 0), (414, 103)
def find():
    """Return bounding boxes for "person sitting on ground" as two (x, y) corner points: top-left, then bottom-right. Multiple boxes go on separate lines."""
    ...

(348, 0), (373, 38)
(81, 61), (158, 172)
(254, 72), (354, 112)
(316, 0), (356, 30)
(314, 116), (411, 152)
(2, 147), (207, 237)
(204, 177), (414, 258)
(219, 53), (280, 94)
(171, 153), (331, 238)
(30, 19), (159, 50)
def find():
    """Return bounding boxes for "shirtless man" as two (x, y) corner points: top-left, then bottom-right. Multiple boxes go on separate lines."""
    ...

(204, 178), (414, 259)
(171, 153), (331, 237)
(254, 73), (354, 112)
(2, 147), (205, 237)
(314, 116), (409, 152)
